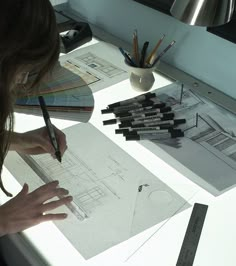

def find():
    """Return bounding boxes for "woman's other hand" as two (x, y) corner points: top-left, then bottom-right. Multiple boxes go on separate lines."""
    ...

(9, 126), (67, 156)
(0, 181), (72, 236)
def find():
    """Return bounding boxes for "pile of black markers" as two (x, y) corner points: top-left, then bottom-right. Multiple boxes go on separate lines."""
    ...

(101, 92), (186, 141)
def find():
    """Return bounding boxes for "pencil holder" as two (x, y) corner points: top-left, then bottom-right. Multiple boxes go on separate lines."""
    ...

(126, 62), (156, 92)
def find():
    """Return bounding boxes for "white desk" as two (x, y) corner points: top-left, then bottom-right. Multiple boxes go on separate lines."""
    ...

(1, 36), (236, 266)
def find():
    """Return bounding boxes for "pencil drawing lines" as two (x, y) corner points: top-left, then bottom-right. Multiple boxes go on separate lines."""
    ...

(63, 60), (101, 85)
(76, 52), (125, 78)
(159, 87), (203, 113)
(75, 187), (105, 212)
(21, 149), (126, 218)
(185, 114), (236, 170)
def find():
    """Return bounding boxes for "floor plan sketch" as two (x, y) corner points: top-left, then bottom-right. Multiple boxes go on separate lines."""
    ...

(141, 82), (236, 195)
(4, 123), (188, 259)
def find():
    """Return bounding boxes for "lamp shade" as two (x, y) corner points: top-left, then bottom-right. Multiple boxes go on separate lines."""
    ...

(170, 0), (235, 27)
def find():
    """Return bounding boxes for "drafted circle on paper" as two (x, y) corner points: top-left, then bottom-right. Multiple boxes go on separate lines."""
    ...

(148, 190), (173, 205)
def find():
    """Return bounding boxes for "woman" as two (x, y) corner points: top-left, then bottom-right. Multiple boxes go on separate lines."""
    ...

(0, 0), (73, 236)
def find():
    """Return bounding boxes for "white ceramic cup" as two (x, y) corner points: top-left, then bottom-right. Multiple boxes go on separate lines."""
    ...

(126, 62), (156, 92)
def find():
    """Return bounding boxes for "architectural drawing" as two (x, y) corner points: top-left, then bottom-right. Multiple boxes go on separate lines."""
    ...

(76, 52), (126, 78)
(59, 41), (129, 92)
(4, 123), (188, 259)
(21, 149), (127, 220)
(141, 82), (236, 195)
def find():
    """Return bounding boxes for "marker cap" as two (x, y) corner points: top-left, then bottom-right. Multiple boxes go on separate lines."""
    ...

(161, 113), (175, 119)
(115, 129), (129, 134)
(170, 130), (184, 138)
(173, 119), (186, 125)
(160, 106), (171, 113)
(151, 102), (166, 108)
(126, 135), (140, 141)
(119, 121), (132, 128)
(103, 119), (117, 125)
(101, 108), (113, 114)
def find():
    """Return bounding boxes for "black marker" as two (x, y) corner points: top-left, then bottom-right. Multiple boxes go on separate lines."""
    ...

(103, 113), (174, 125)
(38, 96), (61, 163)
(115, 124), (173, 134)
(115, 105), (171, 117)
(102, 103), (165, 115)
(108, 92), (156, 108)
(125, 130), (184, 141)
(124, 127), (178, 135)
(116, 109), (173, 119)
(119, 118), (186, 128)
(101, 100), (156, 114)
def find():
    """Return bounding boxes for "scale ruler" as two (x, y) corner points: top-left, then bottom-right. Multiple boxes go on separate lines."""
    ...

(176, 203), (208, 266)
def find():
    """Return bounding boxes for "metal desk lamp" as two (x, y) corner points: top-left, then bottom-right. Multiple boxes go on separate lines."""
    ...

(170, 0), (235, 27)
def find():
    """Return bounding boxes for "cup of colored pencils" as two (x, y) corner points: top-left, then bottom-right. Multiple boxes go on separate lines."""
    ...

(119, 30), (176, 92)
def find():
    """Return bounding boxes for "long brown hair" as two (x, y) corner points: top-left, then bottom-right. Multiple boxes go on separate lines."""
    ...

(0, 0), (60, 196)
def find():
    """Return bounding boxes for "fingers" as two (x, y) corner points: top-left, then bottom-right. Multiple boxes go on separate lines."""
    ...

(41, 126), (67, 156)
(42, 196), (73, 212)
(29, 181), (69, 203)
(53, 126), (67, 156)
(16, 126), (68, 158)
(16, 183), (29, 198)
(37, 196), (73, 223)
(39, 213), (69, 222)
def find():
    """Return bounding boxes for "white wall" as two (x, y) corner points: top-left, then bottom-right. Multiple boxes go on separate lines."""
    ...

(68, 0), (236, 99)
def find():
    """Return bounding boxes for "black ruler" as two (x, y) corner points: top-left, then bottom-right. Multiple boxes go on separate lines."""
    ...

(176, 203), (208, 266)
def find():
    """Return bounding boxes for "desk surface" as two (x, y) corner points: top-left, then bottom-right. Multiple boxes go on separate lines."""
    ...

(2, 37), (236, 266)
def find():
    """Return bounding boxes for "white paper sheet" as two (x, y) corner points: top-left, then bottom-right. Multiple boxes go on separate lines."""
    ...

(140, 82), (236, 195)
(4, 123), (188, 259)
(59, 41), (130, 93)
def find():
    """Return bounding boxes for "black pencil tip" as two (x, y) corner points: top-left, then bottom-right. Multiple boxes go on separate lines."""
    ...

(55, 151), (62, 163)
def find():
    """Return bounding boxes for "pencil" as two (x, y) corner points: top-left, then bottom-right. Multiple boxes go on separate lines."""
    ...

(139, 41), (149, 67)
(151, 40), (176, 67)
(119, 47), (137, 67)
(146, 34), (165, 65)
(132, 29), (139, 65)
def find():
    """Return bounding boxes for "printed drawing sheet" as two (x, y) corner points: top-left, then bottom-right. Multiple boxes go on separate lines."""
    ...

(4, 123), (188, 259)
(141, 82), (236, 196)
(59, 41), (129, 93)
